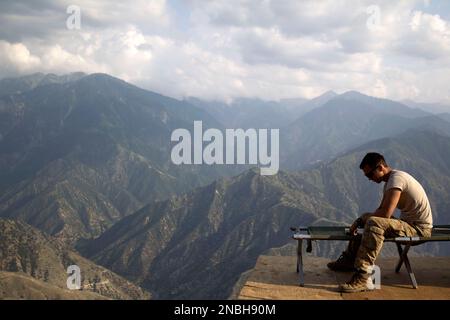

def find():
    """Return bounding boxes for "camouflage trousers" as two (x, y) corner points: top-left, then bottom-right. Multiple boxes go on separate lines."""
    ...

(345, 213), (432, 273)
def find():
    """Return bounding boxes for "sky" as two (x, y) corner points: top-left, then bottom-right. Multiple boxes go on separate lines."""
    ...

(0, 0), (449, 103)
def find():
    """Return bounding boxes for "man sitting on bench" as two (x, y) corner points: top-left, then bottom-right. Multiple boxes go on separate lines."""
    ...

(327, 152), (433, 293)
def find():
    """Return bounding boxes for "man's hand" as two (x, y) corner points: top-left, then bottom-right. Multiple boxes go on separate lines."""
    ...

(349, 189), (401, 236)
(349, 217), (362, 236)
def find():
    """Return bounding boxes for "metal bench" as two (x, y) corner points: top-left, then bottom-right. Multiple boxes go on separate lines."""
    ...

(291, 225), (450, 289)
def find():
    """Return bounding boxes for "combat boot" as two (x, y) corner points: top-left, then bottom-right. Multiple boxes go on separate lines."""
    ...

(338, 271), (374, 293)
(327, 252), (356, 272)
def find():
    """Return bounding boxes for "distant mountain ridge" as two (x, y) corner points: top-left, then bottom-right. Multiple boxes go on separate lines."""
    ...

(185, 90), (337, 129)
(281, 92), (450, 169)
(0, 72), (87, 97)
(187, 88), (449, 170)
(402, 99), (450, 114)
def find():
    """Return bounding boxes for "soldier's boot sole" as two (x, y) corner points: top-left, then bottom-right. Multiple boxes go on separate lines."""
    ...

(338, 286), (375, 293)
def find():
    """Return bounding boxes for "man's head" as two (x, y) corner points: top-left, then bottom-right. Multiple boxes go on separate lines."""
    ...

(359, 152), (391, 183)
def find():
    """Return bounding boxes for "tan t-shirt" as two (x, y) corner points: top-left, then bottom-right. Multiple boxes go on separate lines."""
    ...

(383, 170), (433, 229)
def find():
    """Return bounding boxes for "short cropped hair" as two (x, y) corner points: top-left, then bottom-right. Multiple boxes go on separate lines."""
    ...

(359, 152), (387, 170)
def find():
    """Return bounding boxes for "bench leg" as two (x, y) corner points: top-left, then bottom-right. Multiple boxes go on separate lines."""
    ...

(395, 242), (404, 273)
(395, 243), (418, 289)
(296, 239), (304, 287)
(402, 245), (418, 289)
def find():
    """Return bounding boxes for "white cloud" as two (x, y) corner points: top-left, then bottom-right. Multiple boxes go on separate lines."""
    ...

(0, 0), (449, 103)
(399, 11), (450, 60)
(71, 0), (171, 30)
(0, 41), (41, 75)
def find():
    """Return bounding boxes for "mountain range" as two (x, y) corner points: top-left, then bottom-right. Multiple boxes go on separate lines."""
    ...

(402, 99), (450, 115)
(281, 91), (450, 169)
(187, 89), (450, 170)
(0, 218), (150, 299)
(0, 73), (245, 244)
(80, 129), (450, 299)
(185, 90), (340, 130)
(1, 72), (449, 299)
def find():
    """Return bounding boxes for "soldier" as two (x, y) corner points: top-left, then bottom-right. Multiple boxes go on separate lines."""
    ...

(327, 152), (433, 293)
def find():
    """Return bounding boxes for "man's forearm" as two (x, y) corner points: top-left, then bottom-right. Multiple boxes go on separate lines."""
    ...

(372, 208), (392, 219)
